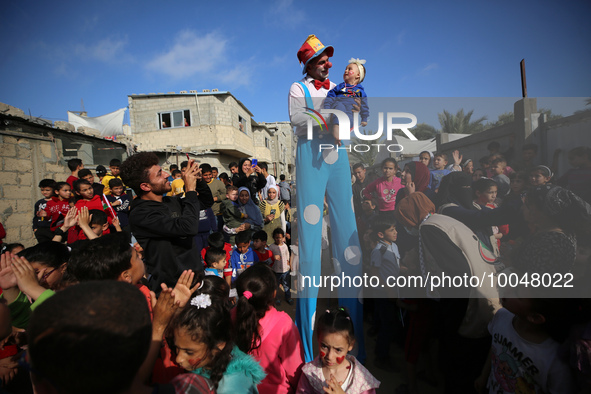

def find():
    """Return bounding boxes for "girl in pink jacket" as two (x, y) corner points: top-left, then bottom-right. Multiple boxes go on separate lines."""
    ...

(234, 263), (305, 394)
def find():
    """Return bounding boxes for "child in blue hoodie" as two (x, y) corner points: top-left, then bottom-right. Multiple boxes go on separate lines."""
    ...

(229, 231), (259, 283)
(323, 58), (369, 143)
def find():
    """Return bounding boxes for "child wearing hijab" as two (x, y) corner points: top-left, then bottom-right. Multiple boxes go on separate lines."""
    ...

(259, 185), (285, 242)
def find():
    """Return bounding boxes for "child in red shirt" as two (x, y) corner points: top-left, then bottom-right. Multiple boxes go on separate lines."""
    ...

(46, 182), (72, 232)
(73, 179), (114, 240)
(252, 230), (274, 266)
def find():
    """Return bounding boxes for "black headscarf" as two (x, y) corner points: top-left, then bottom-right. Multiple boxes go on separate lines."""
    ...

(436, 172), (474, 210)
(232, 158), (266, 205)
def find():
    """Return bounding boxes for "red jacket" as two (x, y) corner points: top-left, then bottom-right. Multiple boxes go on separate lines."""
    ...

(74, 195), (114, 240)
(46, 196), (71, 232)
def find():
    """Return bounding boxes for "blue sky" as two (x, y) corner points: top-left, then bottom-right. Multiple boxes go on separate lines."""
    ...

(1, 0), (590, 129)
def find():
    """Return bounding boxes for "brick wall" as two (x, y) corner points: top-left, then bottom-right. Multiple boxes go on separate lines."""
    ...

(0, 134), (70, 246)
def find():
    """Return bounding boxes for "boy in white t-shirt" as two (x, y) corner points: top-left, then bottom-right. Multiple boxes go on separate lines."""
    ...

(475, 292), (575, 393)
(269, 227), (293, 306)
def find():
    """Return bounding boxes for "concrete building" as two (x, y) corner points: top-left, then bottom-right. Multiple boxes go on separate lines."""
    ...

(127, 90), (274, 173)
(258, 121), (297, 180)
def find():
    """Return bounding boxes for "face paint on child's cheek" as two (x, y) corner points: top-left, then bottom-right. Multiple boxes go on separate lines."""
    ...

(336, 356), (345, 364)
(319, 351), (326, 358)
(188, 358), (202, 369)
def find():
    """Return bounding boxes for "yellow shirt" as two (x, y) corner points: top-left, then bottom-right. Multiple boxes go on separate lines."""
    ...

(101, 174), (125, 195)
(170, 178), (185, 197)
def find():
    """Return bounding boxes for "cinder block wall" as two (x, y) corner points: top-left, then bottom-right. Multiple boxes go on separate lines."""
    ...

(0, 134), (69, 246)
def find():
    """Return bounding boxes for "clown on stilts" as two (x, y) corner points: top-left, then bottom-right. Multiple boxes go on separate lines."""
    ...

(288, 34), (366, 363)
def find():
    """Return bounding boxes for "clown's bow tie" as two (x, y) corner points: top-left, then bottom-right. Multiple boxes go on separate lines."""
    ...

(313, 79), (330, 90)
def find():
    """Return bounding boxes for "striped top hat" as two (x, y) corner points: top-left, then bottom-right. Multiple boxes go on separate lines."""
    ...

(297, 34), (334, 75)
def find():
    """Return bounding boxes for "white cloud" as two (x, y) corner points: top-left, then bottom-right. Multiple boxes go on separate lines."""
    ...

(75, 37), (133, 64)
(145, 30), (253, 87)
(265, 0), (305, 29)
(418, 63), (438, 75)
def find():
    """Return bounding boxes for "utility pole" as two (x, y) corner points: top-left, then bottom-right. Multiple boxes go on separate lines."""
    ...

(520, 59), (527, 98)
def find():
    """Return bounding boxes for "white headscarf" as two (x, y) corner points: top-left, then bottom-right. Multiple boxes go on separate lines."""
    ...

(266, 185), (280, 205)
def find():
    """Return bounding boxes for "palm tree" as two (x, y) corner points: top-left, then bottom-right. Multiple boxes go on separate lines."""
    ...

(410, 123), (439, 140)
(537, 108), (563, 122)
(347, 134), (380, 167)
(438, 109), (487, 134)
(484, 112), (515, 130)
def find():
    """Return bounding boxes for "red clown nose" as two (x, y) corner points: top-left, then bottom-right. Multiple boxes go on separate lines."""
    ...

(326, 61), (332, 69)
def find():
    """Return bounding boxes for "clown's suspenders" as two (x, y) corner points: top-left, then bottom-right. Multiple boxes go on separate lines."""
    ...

(297, 82), (314, 109)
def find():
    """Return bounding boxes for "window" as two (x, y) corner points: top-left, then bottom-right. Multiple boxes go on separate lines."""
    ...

(238, 115), (247, 133)
(265, 137), (270, 148)
(159, 110), (191, 129)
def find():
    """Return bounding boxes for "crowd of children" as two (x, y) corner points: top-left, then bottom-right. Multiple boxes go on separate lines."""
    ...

(1, 143), (590, 393)
(354, 143), (591, 393)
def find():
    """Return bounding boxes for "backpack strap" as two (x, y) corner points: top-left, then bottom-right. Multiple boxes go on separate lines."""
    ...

(297, 81), (314, 109)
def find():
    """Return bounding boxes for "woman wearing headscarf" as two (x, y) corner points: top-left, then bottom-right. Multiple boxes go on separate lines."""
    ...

(395, 161), (433, 207)
(237, 187), (263, 232)
(231, 158), (267, 205)
(395, 192), (502, 394)
(513, 184), (591, 278)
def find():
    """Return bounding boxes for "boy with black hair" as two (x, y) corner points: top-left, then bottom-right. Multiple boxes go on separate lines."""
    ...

(229, 161), (239, 175)
(66, 158), (83, 189)
(26, 281), (151, 394)
(200, 232), (233, 285)
(73, 180), (115, 240)
(170, 160), (189, 197)
(77, 208), (119, 240)
(370, 216), (400, 370)
(352, 162), (376, 215)
(269, 227), (293, 305)
(78, 168), (104, 197)
(476, 295), (576, 393)
(219, 172), (231, 186)
(67, 232), (144, 283)
(204, 248), (227, 277)
(258, 162), (276, 200)
(107, 178), (132, 242)
(211, 166), (219, 180)
(490, 157), (510, 197)
(229, 230), (259, 282)
(46, 182), (72, 232)
(33, 179), (57, 243)
(429, 152), (451, 191)
(95, 164), (107, 181)
(221, 185), (247, 243)
(101, 158), (124, 195)
(167, 164), (179, 183)
(252, 230), (273, 265)
(201, 163), (227, 234)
